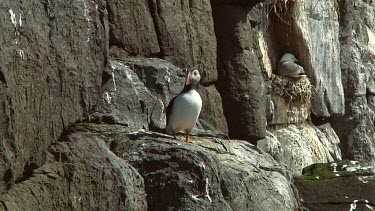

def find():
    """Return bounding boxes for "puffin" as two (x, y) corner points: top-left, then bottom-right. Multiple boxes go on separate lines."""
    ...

(277, 53), (306, 78)
(165, 68), (202, 144)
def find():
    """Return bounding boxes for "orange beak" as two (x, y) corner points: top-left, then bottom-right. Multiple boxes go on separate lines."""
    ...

(185, 72), (191, 85)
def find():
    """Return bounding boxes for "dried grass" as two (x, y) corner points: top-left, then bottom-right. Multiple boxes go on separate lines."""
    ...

(266, 0), (300, 25)
(271, 74), (315, 105)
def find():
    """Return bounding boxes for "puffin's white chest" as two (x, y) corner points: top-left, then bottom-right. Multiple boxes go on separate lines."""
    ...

(167, 89), (202, 133)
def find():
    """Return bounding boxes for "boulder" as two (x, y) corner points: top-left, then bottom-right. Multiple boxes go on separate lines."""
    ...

(332, 0), (375, 161)
(0, 125), (147, 210)
(258, 123), (342, 175)
(107, 0), (160, 57)
(94, 58), (228, 134)
(108, 0), (218, 84)
(110, 127), (301, 210)
(212, 3), (267, 143)
(0, 0), (106, 192)
(295, 160), (375, 211)
(292, 0), (345, 117)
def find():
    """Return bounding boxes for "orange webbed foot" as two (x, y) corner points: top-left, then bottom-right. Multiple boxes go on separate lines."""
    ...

(185, 134), (190, 144)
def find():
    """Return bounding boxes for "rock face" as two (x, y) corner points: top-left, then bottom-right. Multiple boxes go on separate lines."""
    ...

(0, 125), (147, 210)
(94, 57), (228, 133)
(212, 2), (267, 143)
(258, 123), (342, 175)
(108, 0), (218, 85)
(332, 0), (375, 161)
(293, 0), (345, 117)
(256, 0), (344, 175)
(295, 161), (375, 211)
(1, 0), (375, 210)
(0, 0), (106, 192)
(112, 128), (300, 211)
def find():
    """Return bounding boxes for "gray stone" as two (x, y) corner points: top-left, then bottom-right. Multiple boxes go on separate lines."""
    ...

(212, 4), (267, 143)
(197, 85), (229, 134)
(95, 58), (228, 134)
(0, 127), (147, 210)
(107, 0), (160, 57)
(332, 0), (375, 161)
(0, 0), (106, 191)
(112, 129), (301, 211)
(295, 161), (375, 211)
(147, 0), (218, 84)
(292, 0), (345, 117)
(259, 123), (342, 175)
(96, 59), (156, 129)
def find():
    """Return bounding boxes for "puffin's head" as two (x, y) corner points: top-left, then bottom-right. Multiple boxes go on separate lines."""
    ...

(280, 53), (300, 63)
(185, 68), (201, 85)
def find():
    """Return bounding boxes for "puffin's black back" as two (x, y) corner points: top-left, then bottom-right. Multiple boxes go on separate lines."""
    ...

(165, 96), (176, 129)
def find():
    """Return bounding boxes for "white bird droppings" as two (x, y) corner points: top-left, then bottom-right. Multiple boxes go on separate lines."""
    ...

(199, 162), (206, 170)
(19, 49), (25, 59)
(19, 13), (22, 27)
(204, 178), (212, 203)
(104, 92), (112, 104)
(330, 162), (337, 172)
(111, 71), (117, 91)
(125, 70), (132, 82)
(9, 9), (17, 28)
(350, 200), (358, 211)
(164, 67), (171, 83)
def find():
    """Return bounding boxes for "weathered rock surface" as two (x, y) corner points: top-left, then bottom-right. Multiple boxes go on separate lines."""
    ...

(0, 125), (147, 210)
(94, 58), (228, 134)
(1, 0), (375, 210)
(295, 160), (375, 211)
(292, 0), (345, 117)
(107, 0), (218, 84)
(107, 0), (160, 57)
(0, 0), (106, 192)
(332, 0), (375, 161)
(212, 2), (267, 143)
(258, 123), (342, 175)
(111, 127), (301, 210)
(257, 0), (345, 118)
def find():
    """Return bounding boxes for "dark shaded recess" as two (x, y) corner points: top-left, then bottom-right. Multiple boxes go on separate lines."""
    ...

(3, 169), (13, 190)
(14, 163), (39, 184)
(310, 113), (330, 126)
(210, 0), (263, 7)
(106, 7), (123, 50)
(267, 1), (303, 73)
(126, 146), (208, 211)
(212, 4), (266, 143)
(0, 69), (7, 86)
(331, 110), (357, 161)
(147, 0), (165, 57)
(101, 70), (111, 86)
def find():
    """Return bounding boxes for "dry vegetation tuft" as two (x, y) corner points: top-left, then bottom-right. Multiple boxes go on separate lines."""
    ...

(266, 0), (300, 24)
(271, 74), (315, 105)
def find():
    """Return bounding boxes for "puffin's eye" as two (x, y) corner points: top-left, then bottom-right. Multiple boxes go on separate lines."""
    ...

(194, 71), (198, 76)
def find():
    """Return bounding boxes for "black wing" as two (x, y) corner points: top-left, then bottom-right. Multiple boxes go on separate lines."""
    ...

(165, 96), (177, 128)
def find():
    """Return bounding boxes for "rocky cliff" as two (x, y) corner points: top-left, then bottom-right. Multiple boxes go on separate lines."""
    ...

(0, 0), (374, 210)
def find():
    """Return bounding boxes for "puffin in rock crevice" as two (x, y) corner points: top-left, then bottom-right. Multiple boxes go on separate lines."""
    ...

(165, 68), (202, 144)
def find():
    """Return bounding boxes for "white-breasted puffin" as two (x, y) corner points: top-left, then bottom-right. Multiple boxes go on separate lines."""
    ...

(277, 53), (306, 78)
(165, 68), (202, 144)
